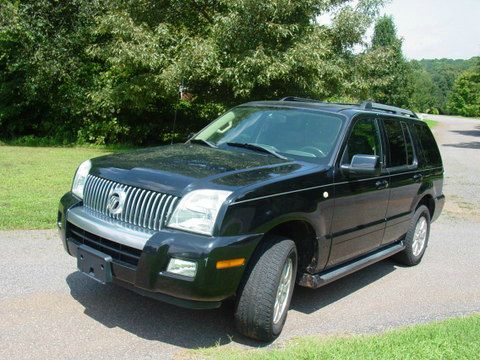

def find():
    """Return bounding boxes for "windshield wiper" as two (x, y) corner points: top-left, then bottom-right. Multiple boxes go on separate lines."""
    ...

(226, 142), (287, 160)
(189, 138), (217, 148)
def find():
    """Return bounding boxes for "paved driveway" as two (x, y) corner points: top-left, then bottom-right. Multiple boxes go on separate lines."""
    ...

(1, 115), (479, 359)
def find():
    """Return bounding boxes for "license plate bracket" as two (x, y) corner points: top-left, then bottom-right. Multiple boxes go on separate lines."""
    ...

(77, 244), (113, 284)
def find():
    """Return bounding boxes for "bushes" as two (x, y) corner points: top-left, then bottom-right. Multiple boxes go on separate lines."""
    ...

(3, 0), (424, 145)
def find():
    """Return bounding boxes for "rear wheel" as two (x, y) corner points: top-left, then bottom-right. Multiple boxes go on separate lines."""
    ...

(234, 237), (297, 342)
(394, 205), (431, 266)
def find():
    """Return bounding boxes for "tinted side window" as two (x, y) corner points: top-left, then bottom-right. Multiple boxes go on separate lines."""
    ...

(401, 122), (415, 165)
(413, 123), (442, 167)
(342, 118), (381, 165)
(383, 119), (414, 167)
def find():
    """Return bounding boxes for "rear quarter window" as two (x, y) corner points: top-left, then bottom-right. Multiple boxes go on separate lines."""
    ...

(412, 123), (442, 167)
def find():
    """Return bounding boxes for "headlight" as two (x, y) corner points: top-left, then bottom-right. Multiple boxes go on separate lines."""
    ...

(166, 258), (197, 278)
(167, 189), (232, 235)
(72, 160), (92, 199)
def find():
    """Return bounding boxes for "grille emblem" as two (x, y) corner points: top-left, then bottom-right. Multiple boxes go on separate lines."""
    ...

(107, 188), (126, 215)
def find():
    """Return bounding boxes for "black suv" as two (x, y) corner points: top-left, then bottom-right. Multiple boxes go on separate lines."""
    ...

(58, 97), (444, 341)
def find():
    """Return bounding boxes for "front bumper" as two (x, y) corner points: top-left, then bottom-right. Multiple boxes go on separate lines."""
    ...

(58, 192), (262, 309)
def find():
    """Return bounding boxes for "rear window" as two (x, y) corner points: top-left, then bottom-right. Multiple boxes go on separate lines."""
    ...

(383, 119), (415, 167)
(413, 123), (442, 167)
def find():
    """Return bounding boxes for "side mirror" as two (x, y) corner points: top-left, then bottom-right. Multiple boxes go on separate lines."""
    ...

(340, 154), (380, 177)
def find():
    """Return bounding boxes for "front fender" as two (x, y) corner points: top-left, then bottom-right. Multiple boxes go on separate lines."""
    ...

(220, 185), (335, 272)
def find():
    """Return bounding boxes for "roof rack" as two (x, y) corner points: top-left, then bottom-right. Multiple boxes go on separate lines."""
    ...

(279, 96), (356, 107)
(279, 97), (418, 119)
(279, 96), (324, 103)
(360, 101), (418, 119)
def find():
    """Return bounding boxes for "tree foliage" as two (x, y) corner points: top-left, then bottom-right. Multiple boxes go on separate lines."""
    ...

(14, 1), (469, 145)
(409, 62), (442, 114)
(409, 57), (478, 114)
(447, 60), (480, 117)
(355, 15), (412, 108)
(371, 14), (398, 49)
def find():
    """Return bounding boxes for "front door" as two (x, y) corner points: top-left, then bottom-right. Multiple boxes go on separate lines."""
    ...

(328, 116), (389, 267)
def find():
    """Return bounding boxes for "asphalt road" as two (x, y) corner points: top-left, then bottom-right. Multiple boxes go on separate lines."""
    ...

(1, 115), (479, 359)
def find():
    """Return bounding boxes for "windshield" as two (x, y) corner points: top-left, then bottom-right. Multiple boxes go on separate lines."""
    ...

(193, 106), (345, 163)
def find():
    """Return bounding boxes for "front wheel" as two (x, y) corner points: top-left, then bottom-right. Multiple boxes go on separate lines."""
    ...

(394, 205), (431, 266)
(234, 237), (297, 342)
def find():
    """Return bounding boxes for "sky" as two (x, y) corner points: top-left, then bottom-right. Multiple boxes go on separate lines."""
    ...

(382, 0), (480, 60)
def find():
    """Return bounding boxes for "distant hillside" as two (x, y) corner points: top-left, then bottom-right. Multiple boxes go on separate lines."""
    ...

(409, 57), (479, 113)
(417, 58), (477, 73)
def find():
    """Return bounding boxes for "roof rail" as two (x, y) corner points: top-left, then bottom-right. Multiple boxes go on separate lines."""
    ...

(360, 101), (418, 119)
(279, 97), (356, 106)
(279, 97), (419, 119)
(279, 96), (324, 104)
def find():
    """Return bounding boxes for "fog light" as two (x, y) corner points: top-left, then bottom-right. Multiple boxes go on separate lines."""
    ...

(166, 258), (197, 278)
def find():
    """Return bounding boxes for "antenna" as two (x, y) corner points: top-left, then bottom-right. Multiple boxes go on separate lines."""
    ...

(170, 83), (183, 145)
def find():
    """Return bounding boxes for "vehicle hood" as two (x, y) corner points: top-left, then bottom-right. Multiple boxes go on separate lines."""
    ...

(90, 144), (319, 196)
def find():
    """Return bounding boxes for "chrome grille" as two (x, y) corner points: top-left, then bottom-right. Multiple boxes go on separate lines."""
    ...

(83, 174), (179, 231)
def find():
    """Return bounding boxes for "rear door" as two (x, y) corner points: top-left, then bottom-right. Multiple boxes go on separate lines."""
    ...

(381, 118), (422, 245)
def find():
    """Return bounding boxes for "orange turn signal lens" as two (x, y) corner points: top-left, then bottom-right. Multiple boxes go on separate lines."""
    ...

(216, 258), (245, 269)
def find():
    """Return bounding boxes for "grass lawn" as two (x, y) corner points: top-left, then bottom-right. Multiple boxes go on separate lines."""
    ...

(424, 119), (438, 128)
(0, 146), (113, 230)
(196, 314), (480, 360)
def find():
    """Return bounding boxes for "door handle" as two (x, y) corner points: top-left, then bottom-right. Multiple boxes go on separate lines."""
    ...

(413, 173), (423, 181)
(375, 180), (389, 189)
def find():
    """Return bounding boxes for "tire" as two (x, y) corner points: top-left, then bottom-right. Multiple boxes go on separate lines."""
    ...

(394, 205), (431, 266)
(234, 236), (297, 342)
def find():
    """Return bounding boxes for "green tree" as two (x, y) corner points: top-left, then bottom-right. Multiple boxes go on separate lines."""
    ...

(408, 62), (442, 113)
(357, 15), (412, 108)
(371, 14), (398, 48)
(447, 60), (480, 117)
(0, 0), (387, 145)
(413, 57), (479, 113)
(0, 0), (106, 142)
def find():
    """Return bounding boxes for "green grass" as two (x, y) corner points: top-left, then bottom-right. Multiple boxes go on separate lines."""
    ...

(196, 315), (480, 360)
(0, 145), (114, 230)
(424, 119), (438, 128)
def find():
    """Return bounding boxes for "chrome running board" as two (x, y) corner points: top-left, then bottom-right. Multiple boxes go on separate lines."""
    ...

(298, 242), (405, 289)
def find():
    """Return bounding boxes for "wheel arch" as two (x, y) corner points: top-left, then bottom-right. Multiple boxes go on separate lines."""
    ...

(252, 220), (318, 275)
(415, 194), (435, 218)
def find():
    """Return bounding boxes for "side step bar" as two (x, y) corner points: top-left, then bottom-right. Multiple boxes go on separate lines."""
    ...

(298, 242), (405, 289)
